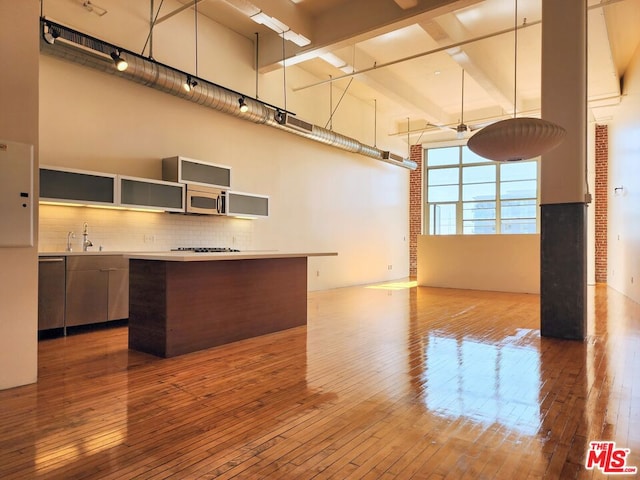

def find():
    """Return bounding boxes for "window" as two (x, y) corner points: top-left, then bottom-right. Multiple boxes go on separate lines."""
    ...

(425, 145), (539, 235)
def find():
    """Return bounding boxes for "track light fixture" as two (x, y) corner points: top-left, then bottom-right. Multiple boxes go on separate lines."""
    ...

(110, 50), (128, 71)
(238, 96), (249, 113)
(183, 75), (198, 92)
(43, 25), (60, 45)
(39, 17), (414, 170)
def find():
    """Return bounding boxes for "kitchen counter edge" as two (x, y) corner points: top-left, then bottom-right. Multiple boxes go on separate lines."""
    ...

(39, 251), (338, 261)
(124, 252), (338, 262)
(39, 251), (138, 257)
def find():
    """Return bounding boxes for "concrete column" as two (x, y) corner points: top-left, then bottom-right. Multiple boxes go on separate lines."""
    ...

(540, 0), (588, 339)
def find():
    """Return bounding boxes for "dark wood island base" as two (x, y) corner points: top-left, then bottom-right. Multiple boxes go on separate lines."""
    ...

(128, 256), (310, 357)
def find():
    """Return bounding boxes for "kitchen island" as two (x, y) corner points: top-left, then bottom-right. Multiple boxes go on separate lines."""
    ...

(126, 251), (336, 357)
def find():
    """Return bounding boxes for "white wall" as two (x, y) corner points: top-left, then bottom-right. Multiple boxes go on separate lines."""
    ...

(0, 0), (39, 390)
(608, 44), (640, 304)
(38, 0), (410, 290)
(417, 234), (540, 294)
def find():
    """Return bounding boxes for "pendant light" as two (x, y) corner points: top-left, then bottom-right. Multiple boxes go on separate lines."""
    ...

(467, 0), (566, 162)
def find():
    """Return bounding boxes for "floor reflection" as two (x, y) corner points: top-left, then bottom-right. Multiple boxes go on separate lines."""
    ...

(3, 282), (638, 478)
(420, 330), (541, 435)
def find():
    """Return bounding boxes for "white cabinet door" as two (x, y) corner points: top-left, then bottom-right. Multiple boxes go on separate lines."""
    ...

(162, 156), (232, 189)
(119, 175), (184, 212)
(227, 191), (269, 218)
(40, 166), (116, 206)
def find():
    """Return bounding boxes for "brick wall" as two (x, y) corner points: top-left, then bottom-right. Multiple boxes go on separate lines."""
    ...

(595, 124), (608, 283)
(409, 145), (423, 277)
(408, 132), (607, 280)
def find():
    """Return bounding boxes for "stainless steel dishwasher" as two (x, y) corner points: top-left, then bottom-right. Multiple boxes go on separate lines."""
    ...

(38, 256), (66, 333)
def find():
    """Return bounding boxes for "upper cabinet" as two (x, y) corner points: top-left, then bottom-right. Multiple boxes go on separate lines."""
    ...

(40, 166), (116, 207)
(162, 156), (231, 189)
(39, 159), (268, 217)
(227, 191), (269, 218)
(40, 167), (185, 213)
(119, 176), (184, 212)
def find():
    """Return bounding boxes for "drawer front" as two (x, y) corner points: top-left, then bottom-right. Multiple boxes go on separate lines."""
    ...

(66, 255), (128, 271)
(66, 269), (108, 326)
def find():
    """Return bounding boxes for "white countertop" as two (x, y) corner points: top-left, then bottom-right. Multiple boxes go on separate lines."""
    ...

(125, 251), (338, 262)
(39, 251), (338, 261)
(38, 251), (135, 257)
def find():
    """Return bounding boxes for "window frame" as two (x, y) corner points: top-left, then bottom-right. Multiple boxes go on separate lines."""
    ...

(423, 142), (540, 235)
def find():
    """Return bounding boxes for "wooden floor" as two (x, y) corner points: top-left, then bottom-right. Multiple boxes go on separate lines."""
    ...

(1, 283), (639, 479)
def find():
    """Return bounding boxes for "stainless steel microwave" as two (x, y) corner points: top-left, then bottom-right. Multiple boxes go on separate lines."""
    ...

(185, 184), (226, 215)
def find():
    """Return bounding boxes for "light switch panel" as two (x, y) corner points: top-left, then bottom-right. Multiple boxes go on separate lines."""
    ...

(0, 140), (34, 247)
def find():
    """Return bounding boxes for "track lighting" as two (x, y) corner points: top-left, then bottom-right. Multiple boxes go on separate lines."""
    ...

(110, 50), (128, 71)
(238, 96), (249, 113)
(183, 75), (198, 92)
(43, 25), (60, 45)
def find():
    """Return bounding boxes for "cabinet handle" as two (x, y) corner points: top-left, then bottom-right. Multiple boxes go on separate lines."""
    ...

(39, 258), (65, 263)
(99, 268), (118, 272)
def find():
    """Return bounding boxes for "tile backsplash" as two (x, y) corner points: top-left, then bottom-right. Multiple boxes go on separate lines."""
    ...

(39, 204), (253, 253)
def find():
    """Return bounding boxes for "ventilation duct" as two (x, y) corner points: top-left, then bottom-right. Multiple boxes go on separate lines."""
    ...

(39, 19), (416, 170)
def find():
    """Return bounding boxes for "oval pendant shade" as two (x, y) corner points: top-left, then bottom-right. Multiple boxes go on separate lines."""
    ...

(467, 117), (567, 162)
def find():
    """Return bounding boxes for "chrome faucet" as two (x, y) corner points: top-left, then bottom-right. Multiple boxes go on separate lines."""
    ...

(82, 222), (93, 251)
(66, 231), (75, 252)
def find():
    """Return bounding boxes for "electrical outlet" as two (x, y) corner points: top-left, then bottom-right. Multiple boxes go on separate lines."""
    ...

(144, 234), (156, 243)
(388, 264), (393, 270)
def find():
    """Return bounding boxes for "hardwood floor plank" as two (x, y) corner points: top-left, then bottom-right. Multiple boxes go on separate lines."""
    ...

(1, 284), (638, 479)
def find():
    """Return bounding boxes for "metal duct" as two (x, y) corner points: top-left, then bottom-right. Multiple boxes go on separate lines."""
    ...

(40, 19), (417, 170)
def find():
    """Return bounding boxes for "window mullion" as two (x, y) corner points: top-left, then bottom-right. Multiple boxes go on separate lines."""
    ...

(496, 163), (501, 234)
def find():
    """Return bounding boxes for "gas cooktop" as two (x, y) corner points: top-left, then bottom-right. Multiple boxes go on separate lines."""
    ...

(171, 247), (241, 253)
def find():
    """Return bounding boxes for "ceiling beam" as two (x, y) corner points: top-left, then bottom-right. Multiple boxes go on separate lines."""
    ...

(335, 47), (449, 125)
(419, 14), (519, 115)
(157, 0), (206, 24)
(257, 0), (481, 72)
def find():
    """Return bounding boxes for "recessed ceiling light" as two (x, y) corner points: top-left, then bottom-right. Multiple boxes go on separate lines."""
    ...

(434, 70), (441, 75)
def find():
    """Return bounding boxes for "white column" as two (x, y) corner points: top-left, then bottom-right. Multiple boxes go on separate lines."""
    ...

(540, 0), (588, 340)
(0, 0), (40, 389)
(541, 0), (587, 204)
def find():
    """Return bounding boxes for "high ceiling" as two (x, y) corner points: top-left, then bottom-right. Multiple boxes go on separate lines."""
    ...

(174, 0), (640, 142)
(68, 0), (639, 143)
